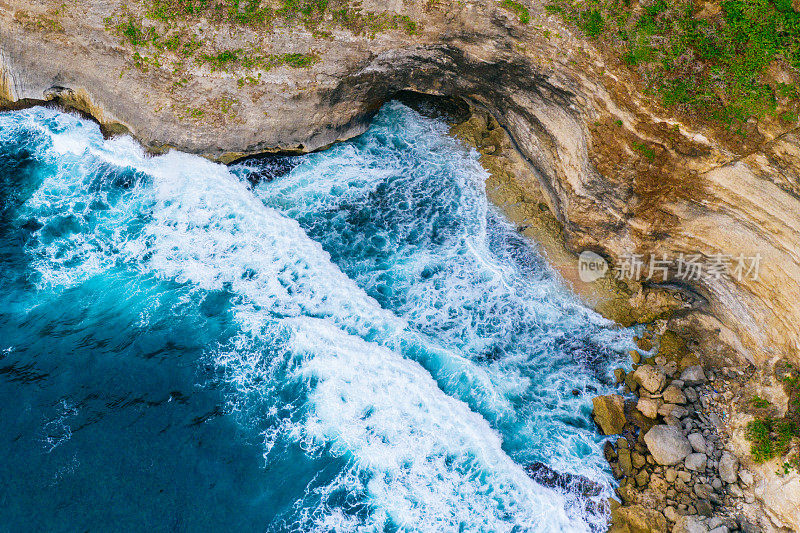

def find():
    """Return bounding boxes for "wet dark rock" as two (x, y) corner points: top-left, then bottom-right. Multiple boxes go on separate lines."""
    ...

(523, 461), (603, 498)
(238, 155), (301, 187)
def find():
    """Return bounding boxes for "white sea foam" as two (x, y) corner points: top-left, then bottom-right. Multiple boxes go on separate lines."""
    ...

(5, 104), (635, 532)
(287, 318), (586, 532)
(248, 102), (634, 496)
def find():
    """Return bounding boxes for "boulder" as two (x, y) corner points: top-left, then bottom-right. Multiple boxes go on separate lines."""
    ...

(680, 366), (706, 385)
(523, 461), (603, 497)
(663, 385), (687, 404)
(688, 433), (707, 454)
(632, 451), (646, 469)
(592, 394), (626, 435)
(644, 425), (692, 465)
(695, 500), (713, 517)
(693, 483), (712, 500)
(685, 452), (707, 472)
(738, 469), (753, 486)
(618, 448), (634, 476)
(637, 397), (660, 419)
(718, 452), (738, 484)
(673, 515), (709, 533)
(634, 365), (666, 393)
(611, 504), (668, 533)
(664, 506), (679, 523)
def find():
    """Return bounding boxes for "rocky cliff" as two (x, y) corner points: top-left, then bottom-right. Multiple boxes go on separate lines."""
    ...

(2, 0), (800, 530)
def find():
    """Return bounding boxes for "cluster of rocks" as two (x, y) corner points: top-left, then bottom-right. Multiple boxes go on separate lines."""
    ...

(593, 347), (761, 533)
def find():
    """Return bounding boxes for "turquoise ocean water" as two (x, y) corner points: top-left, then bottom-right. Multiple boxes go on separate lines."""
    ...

(0, 102), (633, 532)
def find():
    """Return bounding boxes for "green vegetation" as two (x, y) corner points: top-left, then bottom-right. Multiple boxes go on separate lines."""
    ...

(746, 418), (798, 463)
(144, 0), (329, 26)
(330, 9), (419, 36)
(631, 140), (655, 160)
(119, 0), (420, 37)
(115, 17), (157, 46)
(105, 0), (419, 92)
(751, 395), (771, 408)
(187, 107), (205, 119)
(501, 0), (531, 24)
(546, 0), (800, 125)
(745, 363), (800, 472)
(195, 48), (319, 71)
(276, 52), (318, 68)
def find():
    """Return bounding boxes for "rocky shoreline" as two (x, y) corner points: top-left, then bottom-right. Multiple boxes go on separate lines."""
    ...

(595, 330), (742, 532)
(594, 326), (798, 533)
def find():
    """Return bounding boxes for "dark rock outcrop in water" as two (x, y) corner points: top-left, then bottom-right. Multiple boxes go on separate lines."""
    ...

(524, 462), (607, 532)
(524, 461), (603, 498)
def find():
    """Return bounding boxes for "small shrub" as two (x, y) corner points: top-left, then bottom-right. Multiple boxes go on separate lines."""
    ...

(200, 49), (242, 71)
(632, 140), (656, 161)
(581, 9), (604, 37)
(751, 395), (771, 408)
(115, 18), (157, 46)
(746, 418), (798, 464)
(272, 53), (318, 68)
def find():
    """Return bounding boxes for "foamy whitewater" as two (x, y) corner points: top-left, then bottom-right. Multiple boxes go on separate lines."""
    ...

(0, 102), (634, 532)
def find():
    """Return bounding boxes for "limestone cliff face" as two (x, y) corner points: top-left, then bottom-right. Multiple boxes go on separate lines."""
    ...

(2, 0), (800, 375)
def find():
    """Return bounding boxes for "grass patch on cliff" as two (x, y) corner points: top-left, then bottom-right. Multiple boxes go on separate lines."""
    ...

(140, 0), (419, 35)
(546, 0), (800, 126)
(501, 0), (530, 24)
(631, 140), (655, 161)
(106, 0), (418, 78)
(745, 362), (800, 471)
(331, 9), (419, 36)
(197, 49), (319, 71)
(106, 10), (320, 76)
(746, 418), (797, 463)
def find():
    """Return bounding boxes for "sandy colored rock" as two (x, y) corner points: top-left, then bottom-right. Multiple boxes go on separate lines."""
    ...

(663, 385), (687, 404)
(634, 365), (666, 394)
(637, 397), (660, 419)
(672, 515), (709, 533)
(673, 515), (710, 533)
(611, 504), (668, 533)
(592, 394), (627, 435)
(680, 366), (706, 386)
(738, 469), (753, 486)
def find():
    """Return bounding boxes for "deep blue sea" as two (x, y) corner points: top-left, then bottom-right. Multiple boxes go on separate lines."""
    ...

(0, 102), (634, 532)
